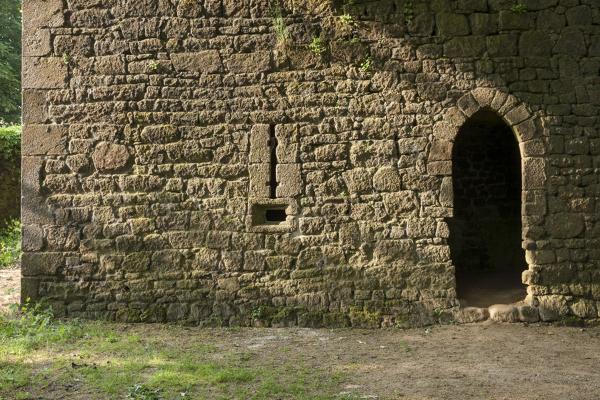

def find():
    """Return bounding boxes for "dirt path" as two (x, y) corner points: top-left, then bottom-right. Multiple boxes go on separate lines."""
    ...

(223, 324), (600, 400)
(0, 267), (19, 312)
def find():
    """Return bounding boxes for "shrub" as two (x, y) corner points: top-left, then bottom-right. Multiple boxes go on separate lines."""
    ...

(0, 125), (20, 162)
(0, 300), (84, 351)
(0, 219), (20, 268)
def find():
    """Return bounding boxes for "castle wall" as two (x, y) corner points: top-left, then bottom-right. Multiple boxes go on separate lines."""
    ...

(21, 0), (600, 326)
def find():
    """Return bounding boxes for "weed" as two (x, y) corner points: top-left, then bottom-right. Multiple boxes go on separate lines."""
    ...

(339, 13), (355, 27)
(404, 0), (414, 25)
(0, 219), (20, 268)
(0, 299), (83, 351)
(149, 61), (159, 72)
(510, 2), (528, 13)
(62, 53), (72, 65)
(308, 36), (327, 55)
(127, 383), (162, 400)
(359, 56), (373, 73)
(272, 4), (290, 45)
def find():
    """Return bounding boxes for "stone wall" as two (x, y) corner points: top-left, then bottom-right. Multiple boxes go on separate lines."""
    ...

(21, 0), (600, 326)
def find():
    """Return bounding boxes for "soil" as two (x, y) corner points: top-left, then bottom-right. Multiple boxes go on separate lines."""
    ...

(0, 267), (20, 312)
(2, 268), (600, 400)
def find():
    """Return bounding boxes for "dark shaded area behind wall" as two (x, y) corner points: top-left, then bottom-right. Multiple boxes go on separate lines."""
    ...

(450, 110), (526, 307)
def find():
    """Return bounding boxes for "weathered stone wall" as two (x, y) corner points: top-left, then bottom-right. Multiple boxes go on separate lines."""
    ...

(21, 0), (600, 326)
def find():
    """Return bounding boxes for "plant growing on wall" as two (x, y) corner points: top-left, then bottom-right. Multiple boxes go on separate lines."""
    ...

(308, 36), (327, 55)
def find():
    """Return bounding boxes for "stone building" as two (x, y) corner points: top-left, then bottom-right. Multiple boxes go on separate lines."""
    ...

(21, 0), (600, 326)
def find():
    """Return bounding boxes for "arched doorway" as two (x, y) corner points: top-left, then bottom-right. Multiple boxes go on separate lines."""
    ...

(450, 109), (527, 307)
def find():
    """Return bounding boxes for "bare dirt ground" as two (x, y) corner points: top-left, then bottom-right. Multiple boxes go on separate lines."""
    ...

(2, 268), (599, 400)
(0, 267), (19, 312)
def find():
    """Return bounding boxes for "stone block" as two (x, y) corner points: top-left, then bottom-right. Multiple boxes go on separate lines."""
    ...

(522, 157), (546, 189)
(457, 307), (489, 323)
(227, 52), (271, 74)
(140, 125), (179, 144)
(22, 225), (44, 252)
(92, 142), (131, 172)
(23, 0), (64, 30)
(519, 31), (553, 57)
(22, 57), (68, 89)
(428, 140), (453, 161)
(22, 125), (68, 156)
(21, 252), (64, 276)
(171, 51), (223, 74)
(443, 36), (486, 58)
(342, 168), (372, 194)
(22, 29), (51, 57)
(21, 277), (41, 303)
(437, 13), (470, 36)
(499, 10), (533, 30)
(382, 191), (418, 218)
(248, 164), (270, 198)
(276, 164), (302, 197)
(22, 90), (48, 124)
(374, 240), (416, 263)
(486, 34), (518, 56)
(554, 27), (587, 56)
(545, 213), (585, 239)
(489, 304), (519, 322)
(249, 124), (270, 164)
(372, 167), (402, 192)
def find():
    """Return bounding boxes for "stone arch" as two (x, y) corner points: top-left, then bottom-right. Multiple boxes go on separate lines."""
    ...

(428, 88), (548, 306)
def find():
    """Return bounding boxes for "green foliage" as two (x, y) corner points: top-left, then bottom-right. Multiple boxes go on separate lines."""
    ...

(339, 13), (355, 27)
(403, 0), (414, 24)
(0, 0), (21, 124)
(359, 56), (373, 73)
(272, 4), (290, 45)
(0, 219), (20, 268)
(0, 300), (84, 352)
(0, 125), (20, 162)
(308, 36), (327, 55)
(126, 384), (163, 400)
(510, 2), (528, 13)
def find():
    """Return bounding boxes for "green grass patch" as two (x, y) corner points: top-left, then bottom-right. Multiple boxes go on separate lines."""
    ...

(0, 302), (353, 399)
(0, 219), (21, 268)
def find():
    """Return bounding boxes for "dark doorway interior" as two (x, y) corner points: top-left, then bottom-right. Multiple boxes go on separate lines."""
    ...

(450, 110), (527, 307)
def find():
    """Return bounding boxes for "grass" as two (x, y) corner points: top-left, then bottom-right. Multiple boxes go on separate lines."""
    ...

(0, 302), (354, 400)
(0, 219), (20, 269)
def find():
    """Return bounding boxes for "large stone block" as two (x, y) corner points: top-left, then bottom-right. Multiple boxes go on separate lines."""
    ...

(171, 51), (223, 74)
(437, 13), (470, 36)
(22, 29), (51, 57)
(22, 57), (68, 89)
(21, 252), (64, 276)
(22, 125), (68, 156)
(227, 52), (271, 73)
(92, 142), (131, 172)
(276, 164), (302, 197)
(23, 0), (64, 30)
(444, 36), (486, 57)
(545, 213), (585, 239)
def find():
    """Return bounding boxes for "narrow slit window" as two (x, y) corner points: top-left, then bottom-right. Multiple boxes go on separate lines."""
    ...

(269, 124), (278, 199)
